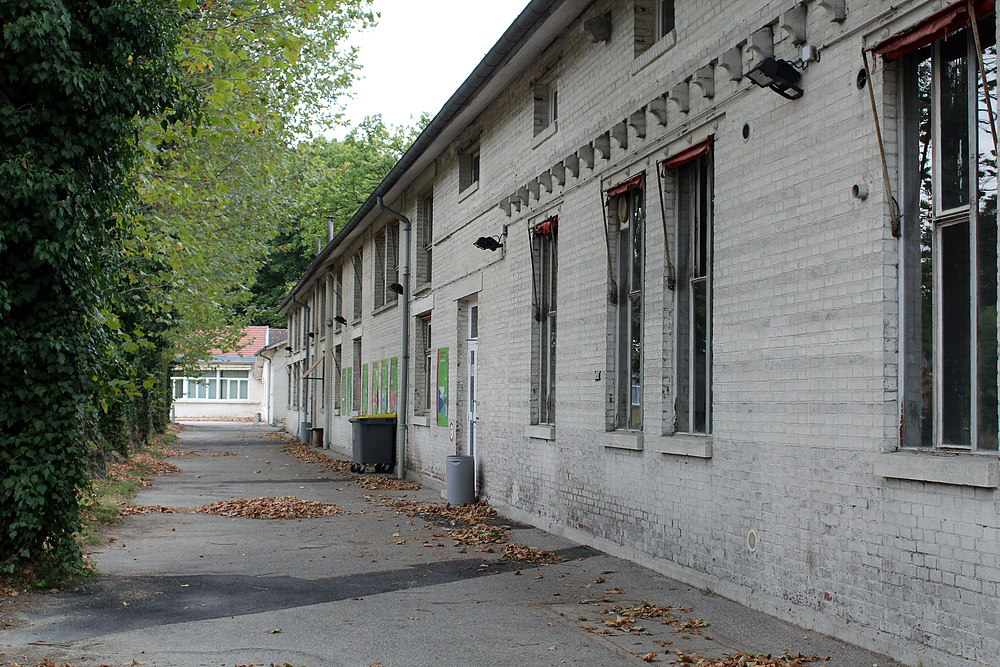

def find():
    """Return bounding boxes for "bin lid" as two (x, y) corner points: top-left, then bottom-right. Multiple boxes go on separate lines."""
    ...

(349, 412), (397, 423)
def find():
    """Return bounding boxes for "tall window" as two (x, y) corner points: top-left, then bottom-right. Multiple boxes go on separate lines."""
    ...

(533, 219), (557, 423)
(333, 269), (343, 331)
(352, 251), (363, 322)
(417, 316), (433, 414)
(373, 223), (399, 309)
(319, 282), (327, 340)
(676, 156), (713, 435)
(901, 16), (998, 450)
(612, 185), (644, 430)
(418, 193), (433, 286)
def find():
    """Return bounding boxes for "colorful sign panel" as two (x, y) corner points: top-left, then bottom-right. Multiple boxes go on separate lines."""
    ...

(389, 357), (398, 412)
(361, 363), (369, 415)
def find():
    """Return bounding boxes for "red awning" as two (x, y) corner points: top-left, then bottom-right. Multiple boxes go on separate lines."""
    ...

(661, 137), (713, 172)
(533, 216), (557, 236)
(871, 0), (994, 61)
(605, 173), (645, 198)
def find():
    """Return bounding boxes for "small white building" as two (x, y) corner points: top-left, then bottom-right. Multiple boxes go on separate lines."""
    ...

(171, 326), (286, 421)
(255, 330), (291, 427)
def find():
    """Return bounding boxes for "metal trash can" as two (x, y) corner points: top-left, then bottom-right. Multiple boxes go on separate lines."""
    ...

(299, 421), (312, 443)
(349, 414), (396, 473)
(446, 455), (476, 505)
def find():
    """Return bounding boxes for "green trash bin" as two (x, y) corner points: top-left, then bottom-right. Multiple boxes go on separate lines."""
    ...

(349, 413), (396, 473)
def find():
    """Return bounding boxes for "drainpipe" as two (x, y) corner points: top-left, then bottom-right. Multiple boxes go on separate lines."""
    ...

(377, 196), (410, 481)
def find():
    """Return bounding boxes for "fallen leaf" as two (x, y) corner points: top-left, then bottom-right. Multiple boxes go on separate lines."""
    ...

(640, 653), (657, 662)
(269, 628), (282, 634)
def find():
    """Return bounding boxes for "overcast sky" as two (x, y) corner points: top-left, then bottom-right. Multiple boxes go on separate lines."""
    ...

(330, 0), (529, 137)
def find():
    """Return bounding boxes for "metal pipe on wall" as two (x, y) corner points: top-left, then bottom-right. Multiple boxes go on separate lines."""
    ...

(377, 196), (410, 480)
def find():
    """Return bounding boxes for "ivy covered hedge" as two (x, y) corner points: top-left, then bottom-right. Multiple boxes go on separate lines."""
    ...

(0, 0), (181, 580)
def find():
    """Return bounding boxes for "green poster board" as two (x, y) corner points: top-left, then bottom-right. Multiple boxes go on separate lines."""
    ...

(389, 357), (398, 412)
(361, 363), (368, 415)
(381, 359), (389, 413)
(437, 347), (449, 426)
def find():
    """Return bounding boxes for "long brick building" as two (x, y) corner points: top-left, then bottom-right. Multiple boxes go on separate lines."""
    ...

(278, 1), (1000, 665)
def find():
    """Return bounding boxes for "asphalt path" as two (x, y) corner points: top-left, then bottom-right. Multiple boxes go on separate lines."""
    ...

(0, 422), (904, 667)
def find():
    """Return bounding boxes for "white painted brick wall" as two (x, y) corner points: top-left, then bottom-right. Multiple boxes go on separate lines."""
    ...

(283, 2), (1000, 665)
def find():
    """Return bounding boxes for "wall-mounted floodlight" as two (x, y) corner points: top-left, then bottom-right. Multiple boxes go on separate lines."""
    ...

(474, 236), (503, 251)
(747, 57), (803, 100)
(388, 282), (403, 295)
(334, 315), (348, 325)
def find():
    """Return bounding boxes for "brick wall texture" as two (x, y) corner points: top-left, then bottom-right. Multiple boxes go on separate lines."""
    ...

(282, 2), (1000, 665)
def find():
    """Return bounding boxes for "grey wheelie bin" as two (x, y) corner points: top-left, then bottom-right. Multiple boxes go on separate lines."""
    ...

(349, 414), (396, 473)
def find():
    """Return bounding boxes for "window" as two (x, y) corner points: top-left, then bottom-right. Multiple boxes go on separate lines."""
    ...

(900, 15), (998, 451)
(611, 184), (644, 430)
(319, 278), (328, 339)
(333, 269), (343, 331)
(460, 148), (480, 192)
(352, 251), (363, 322)
(173, 369), (250, 400)
(533, 79), (558, 136)
(373, 223), (399, 309)
(417, 316), (433, 414)
(634, 0), (675, 58)
(533, 219), (557, 424)
(417, 192), (433, 287)
(675, 155), (713, 435)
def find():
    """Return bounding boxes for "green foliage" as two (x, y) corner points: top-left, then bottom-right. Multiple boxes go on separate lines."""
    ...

(244, 115), (426, 325)
(135, 0), (376, 360)
(0, 0), (182, 580)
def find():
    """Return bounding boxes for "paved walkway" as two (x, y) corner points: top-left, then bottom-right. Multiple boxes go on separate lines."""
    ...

(0, 422), (904, 667)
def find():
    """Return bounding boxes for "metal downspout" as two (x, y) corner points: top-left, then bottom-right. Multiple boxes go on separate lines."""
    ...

(377, 197), (410, 480)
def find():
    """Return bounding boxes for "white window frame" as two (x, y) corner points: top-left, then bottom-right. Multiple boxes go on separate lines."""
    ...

(900, 17), (998, 452)
(674, 155), (713, 436)
(613, 186), (644, 431)
(173, 369), (250, 401)
(533, 226), (557, 424)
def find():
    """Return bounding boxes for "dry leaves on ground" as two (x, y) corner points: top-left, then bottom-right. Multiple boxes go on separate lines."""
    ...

(279, 441), (353, 474)
(372, 496), (497, 524)
(500, 543), (563, 563)
(449, 523), (509, 545)
(668, 651), (832, 666)
(195, 496), (347, 520)
(116, 504), (185, 516)
(354, 475), (421, 491)
(106, 451), (182, 485)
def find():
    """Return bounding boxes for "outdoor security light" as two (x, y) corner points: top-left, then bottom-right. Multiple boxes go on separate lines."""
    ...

(747, 57), (803, 100)
(334, 315), (348, 325)
(474, 236), (503, 251)
(388, 282), (403, 295)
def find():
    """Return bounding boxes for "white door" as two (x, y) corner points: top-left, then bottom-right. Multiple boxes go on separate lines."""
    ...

(467, 303), (479, 459)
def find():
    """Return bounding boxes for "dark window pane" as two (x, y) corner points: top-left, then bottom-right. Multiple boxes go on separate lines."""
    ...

(630, 294), (642, 429)
(940, 31), (970, 210)
(693, 278), (709, 434)
(941, 222), (972, 446)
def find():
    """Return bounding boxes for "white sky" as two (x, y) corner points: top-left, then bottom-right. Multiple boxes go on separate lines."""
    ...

(330, 0), (530, 137)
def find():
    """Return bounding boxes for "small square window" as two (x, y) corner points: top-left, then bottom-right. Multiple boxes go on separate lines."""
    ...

(460, 148), (480, 192)
(533, 80), (558, 136)
(635, 0), (675, 58)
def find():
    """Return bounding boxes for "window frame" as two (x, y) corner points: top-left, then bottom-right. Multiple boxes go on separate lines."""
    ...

(634, 0), (676, 59)
(533, 223), (557, 425)
(352, 250), (363, 322)
(900, 16), (998, 452)
(612, 185), (645, 431)
(674, 155), (714, 436)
